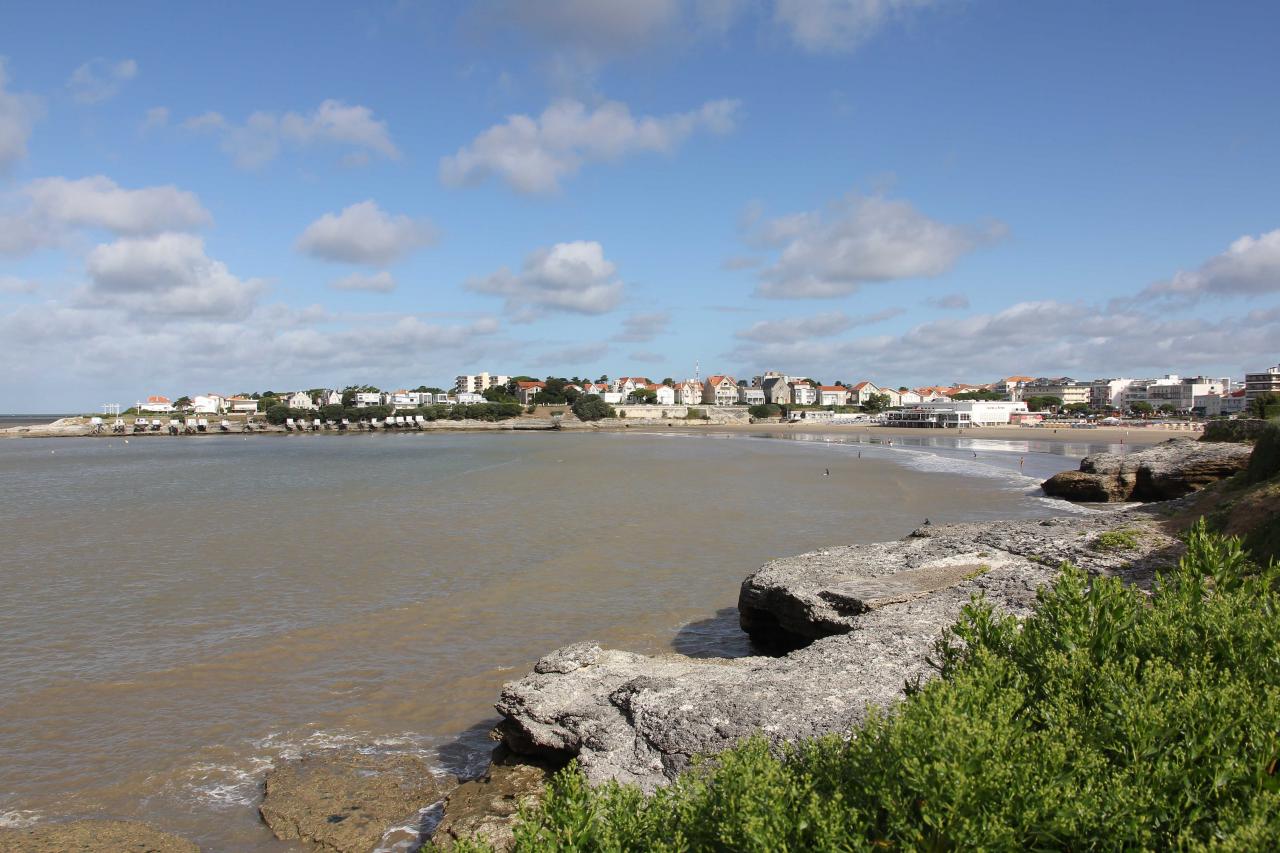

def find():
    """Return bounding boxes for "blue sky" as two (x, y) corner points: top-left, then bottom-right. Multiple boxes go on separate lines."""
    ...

(1, 0), (1278, 410)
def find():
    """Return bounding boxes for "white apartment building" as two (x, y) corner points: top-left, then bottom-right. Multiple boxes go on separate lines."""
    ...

(1195, 390), (1248, 417)
(353, 392), (383, 408)
(455, 372), (510, 394)
(1025, 379), (1091, 406)
(739, 386), (766, 405)
(1126, 375), (1225, 411)
(1245, 364), (1280, 401)
(1090, 378), (1134, 410)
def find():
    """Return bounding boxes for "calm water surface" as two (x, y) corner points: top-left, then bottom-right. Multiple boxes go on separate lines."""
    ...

(0, 430), (1111, 849)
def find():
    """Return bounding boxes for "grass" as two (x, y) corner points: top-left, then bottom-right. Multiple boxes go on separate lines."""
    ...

(462, 521), (1280, 851)
(1090, 528), (1141, 552)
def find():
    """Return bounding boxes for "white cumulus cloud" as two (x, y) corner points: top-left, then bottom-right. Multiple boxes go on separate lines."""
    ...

(751, 194), (1004, 298)
(24, 175), (210, 235)
(295, 201), (437, 266)
(0, 60), (43, 173)
(441, 97), (740, 193)
(467, 240), (625, 317)
(1143, 228), (1280, 301)
(186, 100), (399, 169)
(67, 58), (138, 104)
(85, 233), (263, 319)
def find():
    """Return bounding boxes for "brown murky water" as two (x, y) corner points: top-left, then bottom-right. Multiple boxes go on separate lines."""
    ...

(0, 429), (1104, 850)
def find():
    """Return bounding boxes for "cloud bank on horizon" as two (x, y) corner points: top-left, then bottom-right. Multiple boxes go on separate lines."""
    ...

(1, 0), (1278, 410)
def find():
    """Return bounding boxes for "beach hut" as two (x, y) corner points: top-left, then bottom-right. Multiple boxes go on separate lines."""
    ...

(149, 419), (161, 431)
(414, 415), (426, 428)
(167, 419), (179, 435)
(133, 418), (148, 433)
(311, 418), (322, 431)
(219, 419), (231, 432)
(284, 418), (295, 431)
(196, 418), (209, 432)
(90, 416), (104, 434)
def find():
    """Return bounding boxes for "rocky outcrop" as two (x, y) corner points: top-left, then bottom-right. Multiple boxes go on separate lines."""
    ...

(0, 820), (198, 853)
(495, 510), (1182, 791)
(432, 750), (554, 850)
(1202, 418), (1273, 443)
(1041, 438), (1251, 502)
(259, 749), (449, 853)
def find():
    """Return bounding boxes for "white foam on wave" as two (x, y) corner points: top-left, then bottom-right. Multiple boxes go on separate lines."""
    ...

(178, 728), (465, 810)
(0, 809), (42, 829)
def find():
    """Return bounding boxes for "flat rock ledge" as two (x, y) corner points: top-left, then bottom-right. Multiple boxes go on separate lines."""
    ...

(259, 749), (449, 853)
(1041, 437), (1251, 502)
(496, 508), (1182, 791)
(0, 820), (198, 853)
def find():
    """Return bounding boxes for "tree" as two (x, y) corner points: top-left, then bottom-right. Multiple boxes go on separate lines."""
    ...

(1065, 402), (1091, 415)
(483, 385), (516, 403)
(534, 377), (580, 405)
(174, 396), (192, 409)
(661, 377), (674, 386)
(1131, 401), (1155, 417)
(264, 403), (290, 425)
(1026, 395), (1064, 412)
(258, 394), (280, 412)
(1250, 392), (1280, 419)
(629, 387), (658, 404)
(572, 394), (615, 421)
(341, 389), (356, 407)
(863, 393), (892, 413)
(413, 385), (445, 395)
(748, 403), (782, 419)
(1157, 403), (1177, 415)
(320, 404), (346, 422)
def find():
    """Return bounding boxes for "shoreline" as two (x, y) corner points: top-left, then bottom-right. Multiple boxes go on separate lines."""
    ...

(0, 416), (1183, 447)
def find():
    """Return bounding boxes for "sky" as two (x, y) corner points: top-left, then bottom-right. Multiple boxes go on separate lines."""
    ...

(1, 0), (1278, 411)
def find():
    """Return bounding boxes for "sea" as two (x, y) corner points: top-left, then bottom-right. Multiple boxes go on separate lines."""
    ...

(0, 429), (1117, 849)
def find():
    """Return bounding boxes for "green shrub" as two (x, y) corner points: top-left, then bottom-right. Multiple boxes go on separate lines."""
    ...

(748, 403), (782, 419)
(1090, 528), (1140, 551)
(571, 395), (615, 422)
(497, 522), (1280, 851)
(1246, 422), (1280, 484)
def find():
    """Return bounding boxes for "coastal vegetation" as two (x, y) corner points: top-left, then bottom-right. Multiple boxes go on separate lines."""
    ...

(487, 522), (1280, 851)
(571, 395), (615, 422)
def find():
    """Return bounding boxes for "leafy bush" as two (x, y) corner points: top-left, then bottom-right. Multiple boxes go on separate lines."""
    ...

(572, 395), (615, 422)
(1246, 422), (1280, 484)
(1090, 528), (1140, 551)
(748, 403), (782, 419)
(499, 522), (1280, 851)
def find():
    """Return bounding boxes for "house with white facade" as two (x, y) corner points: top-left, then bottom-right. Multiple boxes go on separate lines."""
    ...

(614, 377), (652, 396)
(227, 396), (257, 413)
(992, 375), (1036, 401)
(739, 386), (766, 406)
(704, 375), (739, 406)
(674, 379), (703, 405)
(1195, 389), (1248, 417)
(283, 392), (315, 410)
(653, 385), (676, 405)
(790, 381), (817, 405)
(141, 395), (175, 413)
(818, 386), (848, 406)
(193, 393), (228, 414)
(353, 392), (383, 408)
(848, 381), (880, 406)
(455, 391), (485, 404)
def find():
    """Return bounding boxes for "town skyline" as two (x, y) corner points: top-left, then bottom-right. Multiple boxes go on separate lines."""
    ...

(2, 2), (1279, 411)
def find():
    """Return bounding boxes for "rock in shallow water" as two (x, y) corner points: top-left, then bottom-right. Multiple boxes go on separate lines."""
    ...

(495, 510), (1183, 792)
(0, 820), (198, 853)
(432, 750), (555, 851)
(1042, 438), (1251, 502)
(259, 749), (449, 853)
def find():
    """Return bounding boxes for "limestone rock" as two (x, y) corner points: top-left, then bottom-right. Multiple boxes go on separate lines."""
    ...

(259, 749), (448, 853)
(1042, 438), (1251, 502)
(495, 511), (1184, 792)
(432, 753), (553, 851)
(0, 820), (198, 853)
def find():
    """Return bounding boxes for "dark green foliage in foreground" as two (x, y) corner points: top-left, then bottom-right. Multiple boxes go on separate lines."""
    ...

(748, 403), (782, 419)
(1246, 422), (1280, 484)
(572, 395), (615, 422)
(491, 523), (1280, 851)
